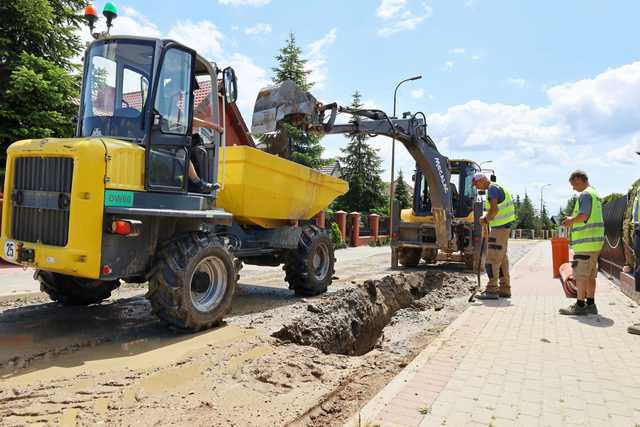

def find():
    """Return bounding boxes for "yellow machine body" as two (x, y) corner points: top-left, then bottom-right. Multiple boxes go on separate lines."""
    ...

(400, 208), (474, 224)
(1, 139), (347, 277)
(217, 146), (348, 228)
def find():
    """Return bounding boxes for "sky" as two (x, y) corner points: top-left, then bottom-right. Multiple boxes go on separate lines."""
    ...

(83, 0), (640, 214)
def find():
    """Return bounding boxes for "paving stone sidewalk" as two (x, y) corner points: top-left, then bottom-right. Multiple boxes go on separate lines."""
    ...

(358, 241), (640, 427)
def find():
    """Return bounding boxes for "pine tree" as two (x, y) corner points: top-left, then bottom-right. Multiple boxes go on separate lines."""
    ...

(270, 32), (326, 167)
(514, 194), (522, 219)
(517, 193), (536, 229)
(563, 195), (577, 217)
(394, 170), (411, 209)
(272, 32), (313, 91)
(539, 204), (552, 230)
(334, 90), (386, 213)
(0, 0), (86, 183)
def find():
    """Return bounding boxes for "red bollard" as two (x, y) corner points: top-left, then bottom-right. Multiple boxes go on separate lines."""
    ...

(335, 211), (347, 242)
(369, 213), (380, 241)
(349, 212), (361, 247)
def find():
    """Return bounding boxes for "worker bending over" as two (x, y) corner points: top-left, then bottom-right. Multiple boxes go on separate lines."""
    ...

(560, 170), (604, 315)
(472, 173), (517, 300)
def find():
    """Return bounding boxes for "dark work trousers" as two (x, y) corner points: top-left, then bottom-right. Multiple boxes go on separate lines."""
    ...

(635, 225), (640, 292)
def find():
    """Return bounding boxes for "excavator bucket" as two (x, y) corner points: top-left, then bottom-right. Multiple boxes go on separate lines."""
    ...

(251, 80), (321, 135)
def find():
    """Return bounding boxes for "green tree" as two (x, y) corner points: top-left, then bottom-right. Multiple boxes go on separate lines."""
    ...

(0, 0), (86, 182)
(602, 192), (624, 205)
(394, 170), (411, 209)
(270, 32), (326, 167)
(334, 90), (386, 213)
(514, 194), (522, 219)
(517, 193), (536, 229)
(538, 204), (552, 230)
(272, 32), (313, 91)
(563, 195), (577, 217)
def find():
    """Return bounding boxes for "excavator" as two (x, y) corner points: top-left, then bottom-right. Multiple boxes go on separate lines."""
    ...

(252, 81), (486, 271)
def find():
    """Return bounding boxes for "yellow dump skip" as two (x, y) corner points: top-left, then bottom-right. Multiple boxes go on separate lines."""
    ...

(217, 146), (348, 228)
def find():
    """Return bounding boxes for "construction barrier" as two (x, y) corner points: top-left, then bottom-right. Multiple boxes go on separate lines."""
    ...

(551, 237), (570, 278)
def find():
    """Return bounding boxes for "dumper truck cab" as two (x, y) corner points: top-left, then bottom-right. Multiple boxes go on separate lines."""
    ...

(0, 34), (347, 331)
(392, 159), (483, 269)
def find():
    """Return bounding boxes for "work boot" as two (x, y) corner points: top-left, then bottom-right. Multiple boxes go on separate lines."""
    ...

(189, 178), (214, 194)
(476, 291), (499, 300)
(498, 290), (511, 298)
(628, 323), (640, 335)
(559, 303), (588, 316)
(585, 304), (598, 315)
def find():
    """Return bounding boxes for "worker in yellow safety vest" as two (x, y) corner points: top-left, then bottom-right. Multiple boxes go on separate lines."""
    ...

(560, 170), (604, 316)
(471, 173), (517, 300)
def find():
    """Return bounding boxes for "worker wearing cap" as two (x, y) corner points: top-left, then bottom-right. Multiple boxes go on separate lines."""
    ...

(471, 173), (517, 299)
(560, 170), (604, 315)
(629, 190), (640, 334)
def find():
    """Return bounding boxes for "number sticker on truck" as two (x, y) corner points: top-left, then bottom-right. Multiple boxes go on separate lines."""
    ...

(104, 190), (134, 207)
(3, 240), (17, 261)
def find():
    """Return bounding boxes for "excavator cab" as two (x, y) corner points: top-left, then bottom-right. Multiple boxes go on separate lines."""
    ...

(394, 159), (482, 269)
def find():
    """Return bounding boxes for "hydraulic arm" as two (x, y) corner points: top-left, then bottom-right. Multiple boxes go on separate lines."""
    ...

(252, 81), (454, 249)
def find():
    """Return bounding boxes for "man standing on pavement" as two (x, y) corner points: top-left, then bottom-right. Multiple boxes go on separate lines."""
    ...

(628, 188), (640, 334)
(560, 170), (604, 315)
(471, 173), (517, 300)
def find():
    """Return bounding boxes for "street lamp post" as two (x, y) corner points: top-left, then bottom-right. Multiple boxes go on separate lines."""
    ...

(389, 75), (422, 226)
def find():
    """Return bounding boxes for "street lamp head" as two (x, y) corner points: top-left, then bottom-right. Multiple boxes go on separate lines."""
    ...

(409, 75), (422, 81)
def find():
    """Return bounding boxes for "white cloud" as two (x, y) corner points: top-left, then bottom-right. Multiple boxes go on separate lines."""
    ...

(410, 88), (425, 98)
(377, 0), (406, 19)
(220, 53), (270, 116)
(449, 47), (465, 55)
(167, 20), (223, 57)
(443, 60), (454, 70)
(507, 77), (527, 88)
(377, 1), (432, 37)
(472, 54), (481, 61)
(306, 28), (338, 90)
(218, 0), (271, 5)
(245, 23), (272, 35)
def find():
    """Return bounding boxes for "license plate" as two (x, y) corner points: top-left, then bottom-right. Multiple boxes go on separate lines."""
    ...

(3, 240), (17, 261)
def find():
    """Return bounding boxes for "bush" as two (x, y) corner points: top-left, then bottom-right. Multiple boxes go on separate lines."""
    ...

(369, 236), (391, 247)
(330, 222), (347, 249)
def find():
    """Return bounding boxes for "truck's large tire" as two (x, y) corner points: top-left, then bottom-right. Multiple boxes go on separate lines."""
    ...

(284, 225), (335, 297)
(147, 233), (235, 331)
(37, 271), (120, 305)
(422, 248), (438, 264)
(398, 247), (421, 267)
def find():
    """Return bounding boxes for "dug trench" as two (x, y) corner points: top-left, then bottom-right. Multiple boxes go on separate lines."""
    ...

(273, 271), (471, 356)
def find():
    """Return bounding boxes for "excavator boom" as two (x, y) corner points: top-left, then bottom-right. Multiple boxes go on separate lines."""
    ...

(251, 81), (454, 250)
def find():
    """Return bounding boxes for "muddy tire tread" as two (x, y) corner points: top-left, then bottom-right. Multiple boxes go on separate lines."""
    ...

(37, 271), (119, 305)
(284, 225), (335, 297)
(398, 247), (421, 267)
(147, 232), (235, 331)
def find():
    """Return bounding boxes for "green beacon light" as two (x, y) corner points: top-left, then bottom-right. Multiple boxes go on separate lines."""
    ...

(103, 2), (118, 32)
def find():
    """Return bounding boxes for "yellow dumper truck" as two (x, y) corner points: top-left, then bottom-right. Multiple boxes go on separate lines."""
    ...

(0, 33), (346, 331)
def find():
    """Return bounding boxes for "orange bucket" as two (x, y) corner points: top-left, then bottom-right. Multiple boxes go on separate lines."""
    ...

(551, 237), (570, 278)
